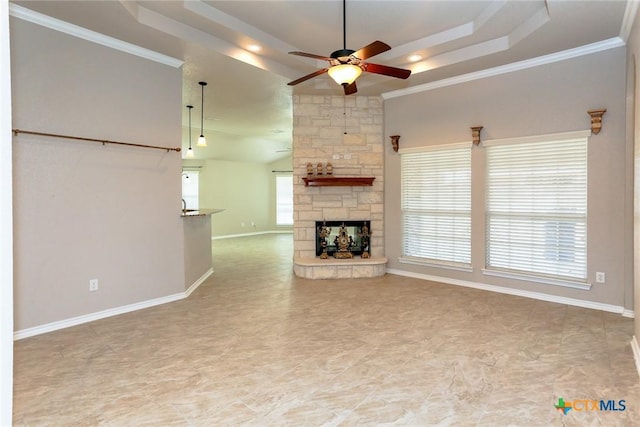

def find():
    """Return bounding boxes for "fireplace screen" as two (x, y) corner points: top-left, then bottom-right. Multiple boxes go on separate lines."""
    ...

(315, 220), (370, 257)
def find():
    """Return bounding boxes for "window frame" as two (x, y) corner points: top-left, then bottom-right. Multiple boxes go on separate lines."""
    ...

(275, 174), (294, 227)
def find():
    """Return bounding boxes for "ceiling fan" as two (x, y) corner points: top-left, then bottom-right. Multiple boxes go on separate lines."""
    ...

(287, 0), (411, 95)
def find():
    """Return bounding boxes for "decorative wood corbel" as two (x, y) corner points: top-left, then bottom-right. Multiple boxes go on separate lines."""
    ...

(390, 135), (400, 152)
(588, 109), (606, 135)
(471, 126), (483, 146)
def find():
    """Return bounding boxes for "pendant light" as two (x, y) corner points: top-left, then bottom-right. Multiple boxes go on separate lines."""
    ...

(185, 105), (194, 158)
(197, 81), (207, 147)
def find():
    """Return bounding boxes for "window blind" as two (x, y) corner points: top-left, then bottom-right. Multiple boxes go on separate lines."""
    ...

(401, 144), (471, 266)
(485, 137), (587, 281)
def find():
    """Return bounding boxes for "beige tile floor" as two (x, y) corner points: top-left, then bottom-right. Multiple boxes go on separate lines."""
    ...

(13, 234), (640, 426)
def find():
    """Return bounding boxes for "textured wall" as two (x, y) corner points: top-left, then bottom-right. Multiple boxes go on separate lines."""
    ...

(292, 95), (384, 260)
(11, 18), (184, 330)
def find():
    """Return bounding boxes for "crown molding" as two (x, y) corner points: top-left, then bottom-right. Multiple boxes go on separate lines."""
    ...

(9, 3), (183, 68)
(620, 0), (640, 42)
(382, 37), (625, 100)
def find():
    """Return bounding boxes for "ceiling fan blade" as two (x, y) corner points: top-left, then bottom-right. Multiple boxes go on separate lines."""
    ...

(288, 68), (329, 86)
(353, 41), (391, 60)
(288, 51), (332, 61)
(343, 81), (357, 95)
(361, 62), (411, 79)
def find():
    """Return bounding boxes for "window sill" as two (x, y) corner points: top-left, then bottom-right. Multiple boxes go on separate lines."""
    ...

(398, 257), (473, 273)
(481, 269), (591, 290)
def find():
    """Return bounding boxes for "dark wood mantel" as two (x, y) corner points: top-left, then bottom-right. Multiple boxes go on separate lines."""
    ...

(302, 176), (375, 187)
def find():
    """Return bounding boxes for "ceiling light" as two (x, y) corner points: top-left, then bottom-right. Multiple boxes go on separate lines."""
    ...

(327, 64), (362, 86)
(408, 54), (422, 62)
(247, 44), (261, 52)
(197, 81), (207, 147)
(186, 105), (194, 158)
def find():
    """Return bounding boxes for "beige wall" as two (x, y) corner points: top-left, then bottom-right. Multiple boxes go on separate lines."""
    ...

(1, 2), (13, 424)
(199, 159), (272, 236)
(384, 46), (631, 309)
(629, 6), (640, 350)
(183, 156), (292, 237)
(11, 18), (184, 331)
(183, 215), (212, 289)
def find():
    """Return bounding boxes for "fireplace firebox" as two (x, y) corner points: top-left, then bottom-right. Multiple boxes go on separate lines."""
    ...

(315, 220), (370, 257)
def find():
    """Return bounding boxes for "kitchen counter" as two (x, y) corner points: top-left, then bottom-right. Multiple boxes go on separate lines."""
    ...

(181, 208), (225, 217)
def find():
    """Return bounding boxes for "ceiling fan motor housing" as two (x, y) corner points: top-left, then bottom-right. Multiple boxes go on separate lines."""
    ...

(331, 49), (356, 62)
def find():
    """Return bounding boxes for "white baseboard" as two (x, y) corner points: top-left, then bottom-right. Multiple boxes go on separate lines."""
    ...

(631, 336), (640, 378)
(185, 268), (213, 297)
(14, 292), (185, 340)
(213, 230), (293, 240)
(14, 269), (216, 340)
(386, 268), (635, 318)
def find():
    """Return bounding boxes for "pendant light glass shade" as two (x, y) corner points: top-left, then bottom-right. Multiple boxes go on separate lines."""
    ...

(186, 105), (194, 158)
(197, 81), (207, 147)
(328, 64), (362, 86)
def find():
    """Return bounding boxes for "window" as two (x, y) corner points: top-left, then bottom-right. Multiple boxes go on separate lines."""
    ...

(276, 175), (293, 226)
(485, 132), (588, 283)
(181, 171), (199, 210)
(400, 143), (472, 267)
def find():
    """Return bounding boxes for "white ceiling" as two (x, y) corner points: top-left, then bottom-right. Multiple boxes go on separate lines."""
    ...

(10, 0), (633, 163)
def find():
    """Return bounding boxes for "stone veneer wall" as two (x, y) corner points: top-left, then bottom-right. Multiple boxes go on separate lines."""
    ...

(292, 95), (384, 261)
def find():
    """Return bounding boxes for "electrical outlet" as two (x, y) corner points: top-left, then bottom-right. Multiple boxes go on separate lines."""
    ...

(89, 279), (99, 292)
(596, 272), (605, 283)
(332, 154), (340, 159)
(251, 221), (256, 227)
(344, 153), (352, 160)
(241, 222), (245, 227)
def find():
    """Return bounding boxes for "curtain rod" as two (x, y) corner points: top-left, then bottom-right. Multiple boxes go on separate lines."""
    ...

(12, 129), (181, 153)
(272, 170), (293, 173)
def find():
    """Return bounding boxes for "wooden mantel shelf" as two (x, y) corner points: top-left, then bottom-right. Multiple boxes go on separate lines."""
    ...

(302, 176), (375, 187)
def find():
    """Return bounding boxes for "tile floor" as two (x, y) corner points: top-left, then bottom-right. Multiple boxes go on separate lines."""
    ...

(12, 234), (640, 426)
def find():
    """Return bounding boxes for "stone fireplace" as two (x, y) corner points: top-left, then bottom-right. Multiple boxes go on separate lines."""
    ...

(292, 95), (387, 279)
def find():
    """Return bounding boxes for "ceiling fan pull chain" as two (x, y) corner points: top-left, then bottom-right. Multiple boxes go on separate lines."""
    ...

(344, 101), (347, 135)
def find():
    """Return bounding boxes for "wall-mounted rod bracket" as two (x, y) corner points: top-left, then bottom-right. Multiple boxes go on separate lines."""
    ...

(471, 126), (483, 145)
(587, 109), (606, 135)
(390, 135), (400, 152)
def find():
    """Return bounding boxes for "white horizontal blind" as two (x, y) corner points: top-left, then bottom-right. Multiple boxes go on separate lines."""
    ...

(486, 137), (587, 281)
(276, 175), (293, 226)
(401, 145), (471, 265)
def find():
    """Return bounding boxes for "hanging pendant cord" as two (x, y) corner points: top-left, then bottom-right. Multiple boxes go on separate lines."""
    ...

(200, 84), (205, 136)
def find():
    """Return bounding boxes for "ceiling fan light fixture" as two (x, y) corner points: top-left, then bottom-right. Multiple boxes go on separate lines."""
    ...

(328, 64), (362, 86)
